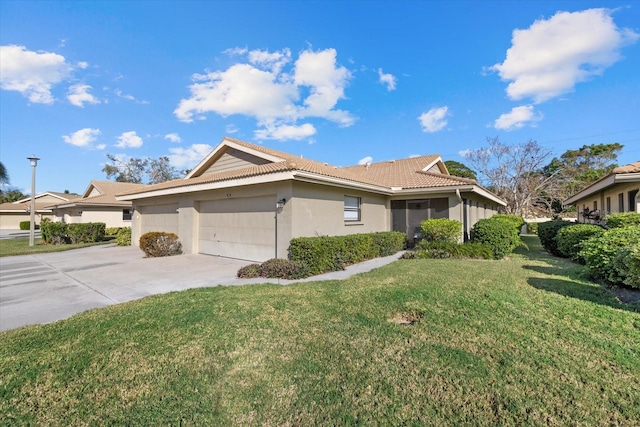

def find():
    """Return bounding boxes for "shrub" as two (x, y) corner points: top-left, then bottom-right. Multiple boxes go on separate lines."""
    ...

(40, 221), (69, 245)
(259, 258), (309, 279)
(19, 221), (38, 230)
(555, 224), (605, 263)
(139, 231), (182, 257)
(580, 227), (640, 286)
(67, 222), (106, 244)
(471, 218), (521, 259)
(538, 220), (573, 256)
(237, 264), (261, 278)
(416, 241), (493, 259)
(613, 245), (640, 289)
(606, 212), (640, 229)
(420, 218), (462, 243)
(289, 232), (405, 276)
(492, 214), (525, 233)
(105, 227), (121, 237)
(116, 227), (132, 246)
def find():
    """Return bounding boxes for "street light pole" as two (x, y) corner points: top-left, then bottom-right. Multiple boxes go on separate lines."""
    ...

(27, 155), (40, 247)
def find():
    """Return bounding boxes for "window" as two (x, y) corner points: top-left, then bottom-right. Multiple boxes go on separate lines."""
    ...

(606, 197), (611, 214)
(593, 201), (598, 211)
(123, 208), (132, 221)
(344, 196), (361, 221)
(618, 193), (624, 212)
(630, 189), (638, 212)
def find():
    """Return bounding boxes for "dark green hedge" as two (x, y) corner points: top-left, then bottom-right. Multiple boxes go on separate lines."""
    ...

(538, 220), (573, 256)
(605, 212), (640, 229)
(288, 231), (405, 276)
(555, 224), (605, 264)
(471, 217), (521, 259)
(19, 221), (38, 230)
(40, 222), (106, 245)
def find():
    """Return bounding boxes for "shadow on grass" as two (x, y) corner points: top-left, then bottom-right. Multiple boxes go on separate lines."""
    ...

(527, 277), (634, 312)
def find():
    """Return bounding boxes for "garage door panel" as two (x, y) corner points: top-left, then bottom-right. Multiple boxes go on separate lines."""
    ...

(198, 196), (275, 262)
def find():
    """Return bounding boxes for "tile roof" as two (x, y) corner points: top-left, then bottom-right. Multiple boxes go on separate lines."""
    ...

(613, 161), (640, 174)
(50, 180), (146, 207)
(117, 137), (488, 197)
(0, 201), (54, 212)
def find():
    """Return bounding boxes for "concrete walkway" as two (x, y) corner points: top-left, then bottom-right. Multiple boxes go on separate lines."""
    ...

(0, 244), (404, 332)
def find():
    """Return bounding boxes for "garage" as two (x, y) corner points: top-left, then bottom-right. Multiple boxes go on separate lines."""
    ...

(138, 203), (179, 235)
(198, 196), (276, 262)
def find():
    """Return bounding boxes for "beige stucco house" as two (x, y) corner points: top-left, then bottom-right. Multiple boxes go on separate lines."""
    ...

(48, 180), (146, 228)
(0, 192), (74, 229)
(564, 161), (640, 224)
(117, 137), (506, 262)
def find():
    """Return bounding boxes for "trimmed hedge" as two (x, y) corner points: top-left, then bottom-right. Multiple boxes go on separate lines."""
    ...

(580, 226), (640, 287)
(116, 227), (132, 246)
(606, 212), (640, 229)
(105, 227), (121, 236)
(538, 220), (573, 256)
(420, 218), (462, 243)
(288, 231), (405, 276)
(413, 241), (493, 259)
(555, 224), (605, 264)
(139, 231), (182, 257)
(492, 214), (525, 233)
(67, 223), (106, 244)
(19, 221), (38, 230)
(40, 222), (69, 245)
(471, 217), (521, 259)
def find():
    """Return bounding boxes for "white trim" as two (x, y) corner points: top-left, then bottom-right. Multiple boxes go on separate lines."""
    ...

(420, 156), (445, 173)
(564, 173), (640, 205)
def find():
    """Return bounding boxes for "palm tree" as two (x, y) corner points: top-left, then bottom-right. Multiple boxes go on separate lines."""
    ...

(0, 161), (8, 185)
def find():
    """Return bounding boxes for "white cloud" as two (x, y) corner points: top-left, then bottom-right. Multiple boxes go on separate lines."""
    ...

(164, 133), (182, 143)
(418, 106), (449, 133)
(225, 124), (239, 134)
(493, 105), (543, 131)
(378, 68), (397, 91)
(489, 8), (639, 103)
(174, 47), (355, 140)
(115, 131), (143, 148)
(0, 44), (73, 104)
(458, 149), (472, 157)
(67, 83), (100, 107)
(254, 122), (316, 141)
(114, 89), (149, 104)
(358, 156), (373, 165)
(168, 143), (213, 168)
(62, 128), (102, 148)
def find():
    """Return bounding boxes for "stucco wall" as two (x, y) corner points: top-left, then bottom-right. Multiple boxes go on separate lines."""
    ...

(570, 181), (640, 218)
(291, 182), (388, 238)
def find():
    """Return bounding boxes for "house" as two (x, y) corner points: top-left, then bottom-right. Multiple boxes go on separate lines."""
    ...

(564, 161), (640, 224)
(0, 192), (75, 229)
(117, 137), (507, 262)
(48, 180), (147, 228)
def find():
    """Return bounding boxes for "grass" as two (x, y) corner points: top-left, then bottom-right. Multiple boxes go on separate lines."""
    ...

(0, 237), (116, 257)
(1, 235), (639, 426)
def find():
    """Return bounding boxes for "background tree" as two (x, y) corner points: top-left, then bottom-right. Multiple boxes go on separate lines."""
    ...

(102, 154), (181, 184)
(0, 189), (28, 203)
(444, 160), (477, 180)
(0, 161), (9, 185)
(462, 137), (553, 216)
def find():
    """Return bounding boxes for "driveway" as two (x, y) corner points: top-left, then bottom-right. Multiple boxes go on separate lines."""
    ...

(0, 245), (252, 332)
(1, 244), (404, 332)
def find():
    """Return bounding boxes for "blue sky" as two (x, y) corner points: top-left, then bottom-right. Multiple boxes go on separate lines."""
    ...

(1, 0), (639, 195)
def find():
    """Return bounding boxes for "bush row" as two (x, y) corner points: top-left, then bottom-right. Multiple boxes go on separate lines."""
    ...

(402, 241), (493, 260)
(605, 212), (640, 229)
(19, 221), (39, 230)
(288, 231), (406, 276)
(237, 258), (309, 280)
(40, 222), (106, 245)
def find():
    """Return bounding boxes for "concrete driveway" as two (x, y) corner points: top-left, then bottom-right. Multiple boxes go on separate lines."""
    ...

(0, 245), (253, 332)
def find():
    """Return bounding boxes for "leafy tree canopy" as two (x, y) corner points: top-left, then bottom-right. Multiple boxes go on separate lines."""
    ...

(444, 160), (477, 180)
(102, 154), (181, 184)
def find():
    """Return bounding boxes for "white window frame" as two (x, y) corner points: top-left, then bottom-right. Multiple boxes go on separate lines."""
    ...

(344, 196), (361, 222)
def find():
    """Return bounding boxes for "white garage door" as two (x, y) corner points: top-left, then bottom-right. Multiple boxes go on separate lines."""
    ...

(199, 196), (275, 262)
(139, 203), (179, 235)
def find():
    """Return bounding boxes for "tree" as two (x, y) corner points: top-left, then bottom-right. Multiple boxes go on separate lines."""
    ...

(102, 154), (181, 184)
(0, 161), (8, 185)
(1, 189), (28, 203)
(542, 143), (623, 211)
(444, 160), (477, 180)
(462, 137), (553, 216)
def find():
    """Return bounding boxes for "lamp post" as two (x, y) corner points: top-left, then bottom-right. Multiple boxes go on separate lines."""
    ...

(27, 155), (39, 247)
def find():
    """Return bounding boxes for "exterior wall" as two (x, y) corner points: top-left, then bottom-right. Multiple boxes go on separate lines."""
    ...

(0, 212), (51, 229)
(291, 181), (388, 239)
(570, 181), (640, 223)
(202, 149), (270, 176)
(81, 208), (132, 228)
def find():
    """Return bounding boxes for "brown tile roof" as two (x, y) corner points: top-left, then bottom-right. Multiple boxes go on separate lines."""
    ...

(0, 201), (53, 212)
(50, 181), (146, 207)
(613, 161), (640, 174)
(117, 138), (486, 197)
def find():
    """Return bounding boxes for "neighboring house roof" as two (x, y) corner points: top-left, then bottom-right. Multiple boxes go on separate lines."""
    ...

(117, 137), (506, 206)
(48, 180), (147, 209)
(564, 161), (640, 205)
(1, 191), (76, 213)
(15, 191), (75, 204)
(0, 201), (55, 213)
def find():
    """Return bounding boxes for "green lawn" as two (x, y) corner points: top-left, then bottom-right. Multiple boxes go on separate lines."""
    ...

(0, 237), (116, 257)
(1, 236), (638, 426)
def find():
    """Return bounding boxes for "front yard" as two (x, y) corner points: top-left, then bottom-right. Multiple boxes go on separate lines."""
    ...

(1, 236), (638, 425)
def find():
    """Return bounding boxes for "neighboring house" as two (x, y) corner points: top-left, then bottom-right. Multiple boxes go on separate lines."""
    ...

(564, 161), (640, 224)
(0, 192), (75, 229)
(48, 180), (147, 228)
(117, 137), (507, 262)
